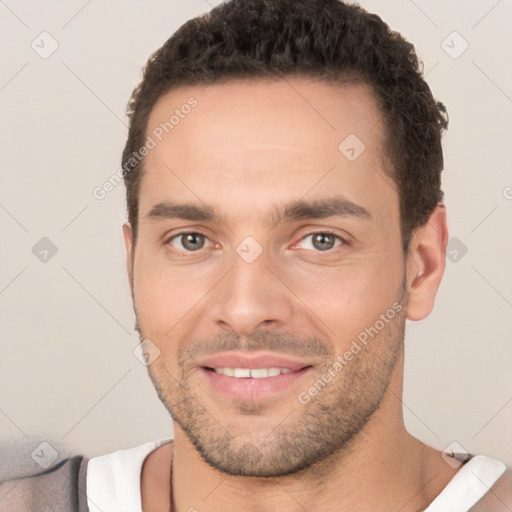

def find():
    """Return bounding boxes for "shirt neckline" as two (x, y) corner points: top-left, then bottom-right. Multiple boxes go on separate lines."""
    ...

(424, 455), (506, 511)
(86, 440), (506, 512)
(86, 437), (173, 512)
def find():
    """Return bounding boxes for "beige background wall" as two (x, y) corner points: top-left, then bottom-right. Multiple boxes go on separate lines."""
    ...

(1, 0), (511, 467)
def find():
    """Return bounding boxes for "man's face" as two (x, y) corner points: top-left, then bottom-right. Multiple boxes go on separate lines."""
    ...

(125, 77), (409, 476)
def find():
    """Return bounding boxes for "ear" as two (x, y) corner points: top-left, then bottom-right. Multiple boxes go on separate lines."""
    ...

(405, 204), (448, 321)
(122, 222), (135, 301)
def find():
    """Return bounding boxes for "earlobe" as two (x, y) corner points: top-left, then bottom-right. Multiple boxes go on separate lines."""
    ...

(122, 222), (135, 299)
(405, 204), (448, 321)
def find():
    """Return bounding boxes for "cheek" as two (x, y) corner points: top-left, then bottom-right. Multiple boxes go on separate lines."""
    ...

(132, 253), (216, 341)
(281, 248), (404, 343)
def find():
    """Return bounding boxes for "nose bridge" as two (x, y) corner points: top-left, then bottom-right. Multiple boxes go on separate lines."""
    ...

(211, 244), (292, 334)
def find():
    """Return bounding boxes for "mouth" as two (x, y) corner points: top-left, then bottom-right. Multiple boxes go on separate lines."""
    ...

(210, 367), (294, 378)
(198, 352), (313, 401)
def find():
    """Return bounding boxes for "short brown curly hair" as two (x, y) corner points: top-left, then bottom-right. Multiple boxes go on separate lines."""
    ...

(122, 0), (448, 251)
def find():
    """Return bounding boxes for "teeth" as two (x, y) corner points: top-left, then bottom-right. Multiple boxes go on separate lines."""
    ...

(214, 367), (294, 378)
(250, 368), (270, 378)
(233, 368), (251, 378)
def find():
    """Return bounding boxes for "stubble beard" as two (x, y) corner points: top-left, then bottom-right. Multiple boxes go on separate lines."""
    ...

(142, 292), (406, 477)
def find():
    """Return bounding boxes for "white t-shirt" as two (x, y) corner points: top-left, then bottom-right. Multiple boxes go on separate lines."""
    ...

(86, 438), (507, 512)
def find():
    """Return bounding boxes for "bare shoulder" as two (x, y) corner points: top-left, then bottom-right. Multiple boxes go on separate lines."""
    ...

(140, 441), (174, 512)
(470, 466), (512, 512)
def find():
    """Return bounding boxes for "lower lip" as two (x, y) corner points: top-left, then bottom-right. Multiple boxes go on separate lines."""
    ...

(200, 367), (312, 401)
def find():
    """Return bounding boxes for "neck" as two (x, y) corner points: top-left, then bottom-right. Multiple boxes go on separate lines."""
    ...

(169, 354), (456, 512)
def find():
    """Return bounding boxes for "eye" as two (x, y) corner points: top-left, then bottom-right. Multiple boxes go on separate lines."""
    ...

(298, 232), (343, 251)
(169, 232), (207, 251)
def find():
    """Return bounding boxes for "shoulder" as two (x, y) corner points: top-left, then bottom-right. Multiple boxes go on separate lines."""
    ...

(141, 441), (174, 511)
(470, 464), (512, 511)
(0, 455), (88, 512)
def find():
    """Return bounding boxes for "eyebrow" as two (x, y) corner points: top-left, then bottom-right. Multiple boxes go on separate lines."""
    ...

(275, 197), (371, 224)
(147, 202), (221, 222)
(146, 197), (371, 225)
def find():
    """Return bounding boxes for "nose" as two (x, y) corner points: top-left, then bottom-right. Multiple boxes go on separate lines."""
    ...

(209, 249), (294, 335)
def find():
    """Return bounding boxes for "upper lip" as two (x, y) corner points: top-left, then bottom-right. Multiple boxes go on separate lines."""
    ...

(197, 351), (311, 371)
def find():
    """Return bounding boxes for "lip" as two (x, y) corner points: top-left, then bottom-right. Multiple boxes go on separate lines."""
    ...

(198, 351), (310, 371)
(197, 351), (312, 401)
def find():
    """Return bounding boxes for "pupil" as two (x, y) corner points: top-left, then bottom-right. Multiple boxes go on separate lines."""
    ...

(183, 233), (204, 250)
(313, 233), (334, 250)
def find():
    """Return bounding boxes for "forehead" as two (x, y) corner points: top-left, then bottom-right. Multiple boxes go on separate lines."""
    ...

(147, 77), (386, 159)
(139, 77), (396, 223)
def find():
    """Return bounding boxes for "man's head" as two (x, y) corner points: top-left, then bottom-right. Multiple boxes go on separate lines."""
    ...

(121, 0), (449, 477)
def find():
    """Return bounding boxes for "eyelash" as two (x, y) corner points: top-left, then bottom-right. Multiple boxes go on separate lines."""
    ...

(164, 232), (215, 256)
(165, 230), (348, 254)
(295, 230), (347, 251)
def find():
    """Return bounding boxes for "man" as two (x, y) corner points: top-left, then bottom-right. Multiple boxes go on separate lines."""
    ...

(1, 0), (510, 510)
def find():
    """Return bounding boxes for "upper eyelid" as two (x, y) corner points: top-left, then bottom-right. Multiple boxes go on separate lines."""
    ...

(164, 229), (210, 243)
(302, 231), (342, 239)
(169, 232), (211, 243)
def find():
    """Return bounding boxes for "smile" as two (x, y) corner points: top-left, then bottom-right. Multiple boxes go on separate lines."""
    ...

(211, 367), (294, 378)
(198, 354), (312, 401)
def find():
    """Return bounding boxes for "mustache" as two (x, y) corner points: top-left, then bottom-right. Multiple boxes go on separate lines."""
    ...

(179, 330), (334, 363)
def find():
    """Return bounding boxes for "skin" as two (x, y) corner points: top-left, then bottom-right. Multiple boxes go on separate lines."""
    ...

(124, 77), (454, 511)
